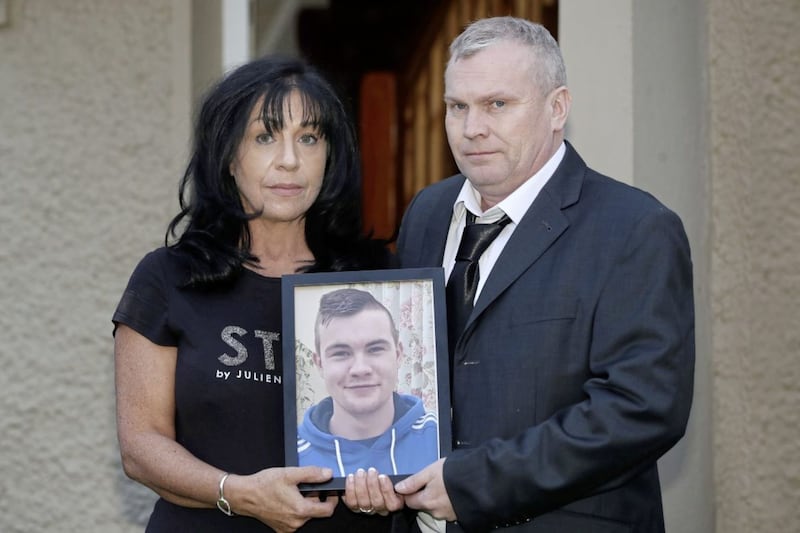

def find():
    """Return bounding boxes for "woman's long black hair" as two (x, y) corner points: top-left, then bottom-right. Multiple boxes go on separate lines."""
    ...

(166, 56), (390, 286)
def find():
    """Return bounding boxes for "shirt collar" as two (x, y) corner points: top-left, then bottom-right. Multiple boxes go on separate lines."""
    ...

(451, 142), (566, 225)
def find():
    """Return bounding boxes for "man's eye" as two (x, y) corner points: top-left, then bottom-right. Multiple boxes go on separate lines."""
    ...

(448, 103), (467, 112)
(492, 100), (505, 109)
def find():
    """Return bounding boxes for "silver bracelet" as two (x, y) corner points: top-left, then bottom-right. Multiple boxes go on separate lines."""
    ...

(216, 472), (234, 516)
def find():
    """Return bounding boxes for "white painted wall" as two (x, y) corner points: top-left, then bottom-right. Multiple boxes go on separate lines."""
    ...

(559, 1), (634, 184)
(222, 0), (252, 71)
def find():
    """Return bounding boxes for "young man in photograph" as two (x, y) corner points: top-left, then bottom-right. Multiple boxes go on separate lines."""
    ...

(297, 288), (439, 481)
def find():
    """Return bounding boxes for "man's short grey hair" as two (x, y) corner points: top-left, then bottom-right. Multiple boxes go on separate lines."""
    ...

(448, 16), (567, 94)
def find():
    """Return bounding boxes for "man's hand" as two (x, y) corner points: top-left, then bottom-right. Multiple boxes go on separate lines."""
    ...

(394, 458), (456, 521)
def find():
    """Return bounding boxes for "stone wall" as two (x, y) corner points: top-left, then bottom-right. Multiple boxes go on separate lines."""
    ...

(709, 0), (800, 531)
(0, 0), (189, 530)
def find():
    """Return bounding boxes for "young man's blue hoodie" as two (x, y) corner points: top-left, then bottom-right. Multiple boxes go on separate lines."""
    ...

(297, 393), (439, 477)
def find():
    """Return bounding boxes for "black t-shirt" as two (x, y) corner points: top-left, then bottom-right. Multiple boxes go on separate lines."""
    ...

(113, 248), (407, 532)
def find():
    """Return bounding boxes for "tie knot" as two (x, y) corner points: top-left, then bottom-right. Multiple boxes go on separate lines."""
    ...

(455, 214), (510, 262)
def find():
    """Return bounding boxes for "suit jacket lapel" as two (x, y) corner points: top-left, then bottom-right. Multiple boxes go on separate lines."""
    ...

(419, 177), (464, 266)
(470, 190), (567, 322)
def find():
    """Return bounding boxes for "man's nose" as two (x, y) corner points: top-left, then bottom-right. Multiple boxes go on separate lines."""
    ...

(463, 109), (489, 138)
(349, 353), (372, 374)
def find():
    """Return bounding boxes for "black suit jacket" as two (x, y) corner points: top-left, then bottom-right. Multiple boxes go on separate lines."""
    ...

(397, 143), (695, 532)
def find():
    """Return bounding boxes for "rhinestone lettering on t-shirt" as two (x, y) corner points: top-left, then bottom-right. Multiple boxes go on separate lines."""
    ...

(215, 325), (282, 384)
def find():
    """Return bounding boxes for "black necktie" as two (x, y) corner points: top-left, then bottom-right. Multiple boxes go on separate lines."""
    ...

(446, 212), (511, 353)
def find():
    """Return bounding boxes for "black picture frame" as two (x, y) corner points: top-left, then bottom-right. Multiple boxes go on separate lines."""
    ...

(281, 267), (452, 492)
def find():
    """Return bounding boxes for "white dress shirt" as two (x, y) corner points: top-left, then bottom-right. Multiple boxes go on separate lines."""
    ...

(442, 142), (566, 303)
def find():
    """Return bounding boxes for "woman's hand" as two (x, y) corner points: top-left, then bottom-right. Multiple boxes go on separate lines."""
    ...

(227, 466), (338, 532)
(342, 468), (405, 517)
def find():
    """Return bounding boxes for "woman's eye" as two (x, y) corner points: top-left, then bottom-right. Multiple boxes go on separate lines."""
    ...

(299, 133), (319, 145)
(255, 133), (274, 144)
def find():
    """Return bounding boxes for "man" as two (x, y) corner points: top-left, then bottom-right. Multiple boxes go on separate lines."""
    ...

(298, 288), (439, 479)
(394, 17), (695, 533)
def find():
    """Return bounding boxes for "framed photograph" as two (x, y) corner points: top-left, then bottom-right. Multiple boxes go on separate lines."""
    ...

(282, 267), (451, 492)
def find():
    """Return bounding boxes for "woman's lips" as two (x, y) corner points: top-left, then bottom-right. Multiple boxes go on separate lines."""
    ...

(268, 183), (303, 196)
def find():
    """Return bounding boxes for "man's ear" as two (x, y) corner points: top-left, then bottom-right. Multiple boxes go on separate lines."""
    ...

(550, 86), (571, 132)
(312, 352), (323, 371)
(396, 342), (405, 363)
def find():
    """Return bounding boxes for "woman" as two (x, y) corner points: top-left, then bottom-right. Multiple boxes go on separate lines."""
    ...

(113, 56), (407, 532)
